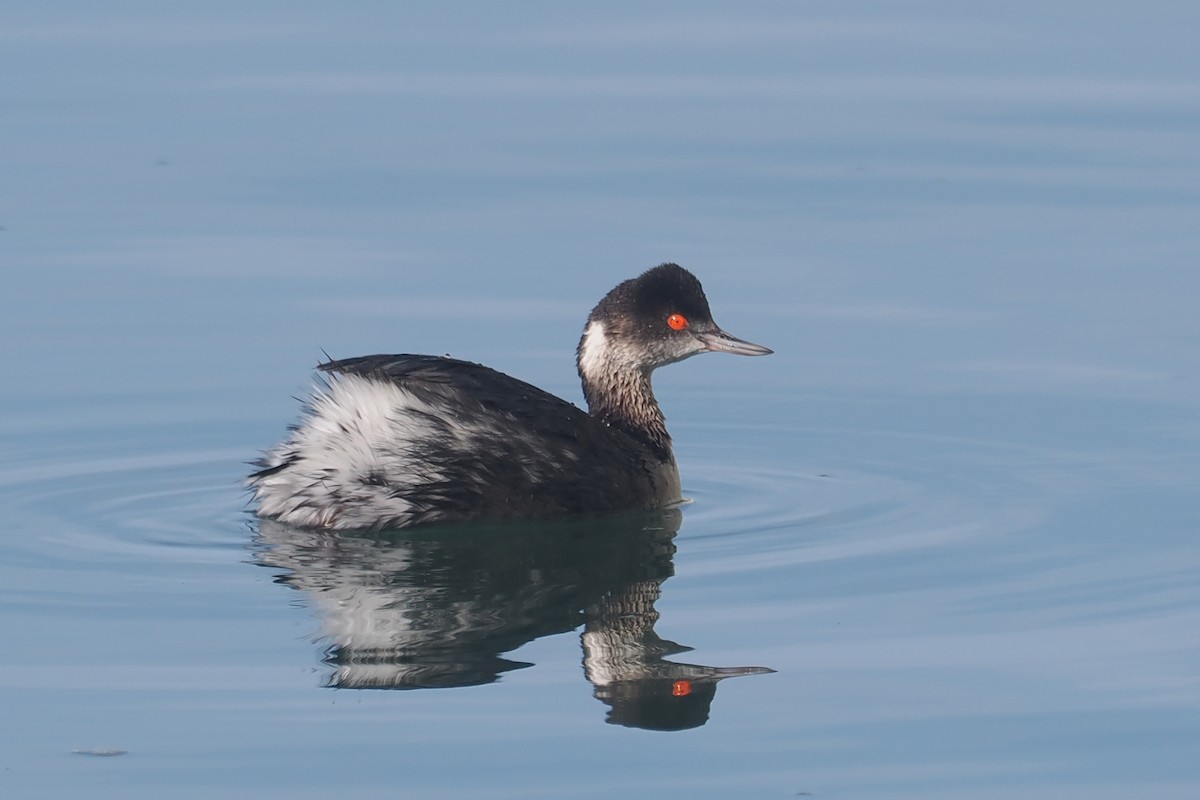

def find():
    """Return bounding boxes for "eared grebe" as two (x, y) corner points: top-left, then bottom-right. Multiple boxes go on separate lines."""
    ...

(249, 263), (771, 530)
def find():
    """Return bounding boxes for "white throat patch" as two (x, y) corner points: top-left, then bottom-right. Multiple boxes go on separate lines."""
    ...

(577, 320), (611, 383)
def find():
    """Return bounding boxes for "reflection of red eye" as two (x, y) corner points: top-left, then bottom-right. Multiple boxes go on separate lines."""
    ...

(667, 313), (688, 331)
(672, 680), (692, 697)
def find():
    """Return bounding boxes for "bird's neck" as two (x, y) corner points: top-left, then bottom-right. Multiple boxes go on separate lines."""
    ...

(577, 321), (671, 459)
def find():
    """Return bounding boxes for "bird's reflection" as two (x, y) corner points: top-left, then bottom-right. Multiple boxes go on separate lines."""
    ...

(253, 508), (772, 731)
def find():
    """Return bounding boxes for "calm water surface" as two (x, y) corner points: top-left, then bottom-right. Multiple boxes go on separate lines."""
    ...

(2, 2), (1198, 798)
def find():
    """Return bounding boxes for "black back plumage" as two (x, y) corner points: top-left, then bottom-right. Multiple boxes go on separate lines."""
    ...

(313, 354), (672, 526)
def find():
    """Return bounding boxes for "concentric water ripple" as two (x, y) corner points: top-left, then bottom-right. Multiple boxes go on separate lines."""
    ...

(0, 415), (1069, 577)
(0, 422), (254, 568)
(675, 424), (1058, 579)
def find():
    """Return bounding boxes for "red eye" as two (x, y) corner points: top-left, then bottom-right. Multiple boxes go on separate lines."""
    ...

(667, 313), (688, 331)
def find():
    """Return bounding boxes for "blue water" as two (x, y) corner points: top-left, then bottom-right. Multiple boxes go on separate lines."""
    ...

(2, 2), (1198, 798)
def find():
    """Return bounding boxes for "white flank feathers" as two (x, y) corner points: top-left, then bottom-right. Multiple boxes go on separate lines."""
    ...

(250, 374), (448, 529)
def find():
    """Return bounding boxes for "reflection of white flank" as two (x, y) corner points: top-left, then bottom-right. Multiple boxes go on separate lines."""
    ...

(259, 527), (481, 652)
(256, 521), (532, 688)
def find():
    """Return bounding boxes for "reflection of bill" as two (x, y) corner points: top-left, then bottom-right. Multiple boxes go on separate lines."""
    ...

(254, 509), (773, 731)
